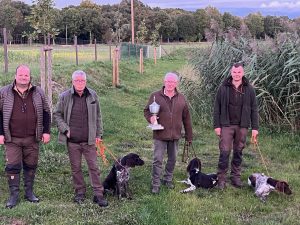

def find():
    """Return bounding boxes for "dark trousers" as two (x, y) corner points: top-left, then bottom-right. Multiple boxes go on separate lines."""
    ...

(152, 139), (179, 187)
(67, 142), (104, 197)
(217, 126), (248, 180)
(4, 136), (39, 175)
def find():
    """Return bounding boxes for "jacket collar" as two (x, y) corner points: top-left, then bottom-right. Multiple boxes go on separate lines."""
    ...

(160, 86), (178, 97)
(71, 86), (90, 96)
(12, 80), (34, 97)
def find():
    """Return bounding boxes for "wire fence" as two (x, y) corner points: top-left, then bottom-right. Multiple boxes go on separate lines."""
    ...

(1, 31), (208, 75)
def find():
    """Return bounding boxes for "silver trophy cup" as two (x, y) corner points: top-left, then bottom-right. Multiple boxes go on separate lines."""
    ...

(147, 96), (164, 130)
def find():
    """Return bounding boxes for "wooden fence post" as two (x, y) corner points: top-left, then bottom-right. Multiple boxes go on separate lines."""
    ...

(74, 35), (78, 66)
(109, 44), (112, 61)
(40, 47), (46, 91)
(139, 48), (144, 74)
(159, 45), (162, 58)
(40, 46), (53, 114)
(154, 47), (157, 65)
(3, 28), (8, 73)
(112, 48), (116, 86)
(112, 48), (119, 87)
(47, 47), (53, 115)
(115, 48), (119, 86)
(94, 38), (97, 61)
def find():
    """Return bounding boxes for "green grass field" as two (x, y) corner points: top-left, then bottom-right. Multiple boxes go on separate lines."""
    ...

(0, 48), (299, 225)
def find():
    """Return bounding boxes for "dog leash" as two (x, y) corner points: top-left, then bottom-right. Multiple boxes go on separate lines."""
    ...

(95, 140), (126, 169)
(96, 140), (109, 166)
(251, 137), (270, 177)
(182, 140), (197, 163)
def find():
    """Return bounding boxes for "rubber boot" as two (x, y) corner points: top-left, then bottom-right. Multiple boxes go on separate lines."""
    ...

(6, 174), (20, 209)
(24, 169), (39, 203)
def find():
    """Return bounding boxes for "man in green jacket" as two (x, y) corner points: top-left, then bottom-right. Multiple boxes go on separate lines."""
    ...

(213, 62), (259, 189)
(144, 72), (193, 194)
(53, 70), (108, 207)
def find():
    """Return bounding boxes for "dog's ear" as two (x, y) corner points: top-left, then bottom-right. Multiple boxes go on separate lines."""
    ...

(267, 177), (277, 187)
(248, 175), (256, 187)
(276, 181), (292, 195)
(187, 158), (201, 173)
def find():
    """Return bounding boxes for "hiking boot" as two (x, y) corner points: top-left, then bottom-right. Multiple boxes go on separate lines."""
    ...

(151, 186), (160, 194)
(93, 196), (108, 207)
(161, 180), (175, 189)
(74, 193), (85, 204)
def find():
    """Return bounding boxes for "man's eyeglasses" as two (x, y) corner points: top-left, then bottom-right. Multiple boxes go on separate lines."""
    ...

(73, 80), (86, 83)
(21, 103), (27, 113)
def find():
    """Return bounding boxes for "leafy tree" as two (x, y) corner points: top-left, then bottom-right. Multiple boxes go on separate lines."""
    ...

(79, 8), (101, 43)
(150, 23), (161, 46)
(0, 0), (23, 40)
(176, 14), (197, 41)
(245, 12), (264, 39)
(222, 12), (241, 31)
(264, 16), (285, 38)
(60, 7), (82, 37)
(161, 18), (177, 42)
(194, 9), (210, 41)
(136, 19), (148, 43)
(26, 0), (57, 44)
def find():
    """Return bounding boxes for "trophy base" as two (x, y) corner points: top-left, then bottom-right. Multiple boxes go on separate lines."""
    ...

(147, 124), (164, 130)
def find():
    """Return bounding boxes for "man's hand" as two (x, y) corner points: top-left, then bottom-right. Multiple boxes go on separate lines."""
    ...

(150, 115), (158, 124)
(96, 137), (102, 144)
(214, 128), (221, 137)
(42, 133), (51, 144)
(252, 130), (259, 143)
(66, 130), (70, 138)
(0, 135), (5, 145)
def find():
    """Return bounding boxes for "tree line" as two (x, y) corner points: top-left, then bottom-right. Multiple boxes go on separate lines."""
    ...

(1, 0), (300, 44)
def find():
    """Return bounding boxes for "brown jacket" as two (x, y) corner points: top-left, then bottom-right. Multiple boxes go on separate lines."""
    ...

(144, 87), (193, 141)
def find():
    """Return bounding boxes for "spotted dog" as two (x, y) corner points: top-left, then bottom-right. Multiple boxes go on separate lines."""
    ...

(103, 153), (144, 199)
(179, 157), (218, 193)
(248, 173), (292, 202)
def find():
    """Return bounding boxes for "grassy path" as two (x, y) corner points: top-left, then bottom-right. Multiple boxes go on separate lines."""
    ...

(0, 51), (300, 225)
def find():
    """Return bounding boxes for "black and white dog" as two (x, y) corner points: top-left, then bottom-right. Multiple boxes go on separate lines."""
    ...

(179, 157), (218, 193)
(103, 153), (144, 199)
(248, 173), (292, 202)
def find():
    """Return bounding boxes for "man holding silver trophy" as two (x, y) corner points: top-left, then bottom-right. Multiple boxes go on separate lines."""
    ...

(144, 72), (193, 194)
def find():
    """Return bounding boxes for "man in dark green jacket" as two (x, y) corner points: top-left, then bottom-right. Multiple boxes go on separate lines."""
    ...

(213, 62), (259, 189)
(53, 70), (108, 207)
(144, 72), (193, 194)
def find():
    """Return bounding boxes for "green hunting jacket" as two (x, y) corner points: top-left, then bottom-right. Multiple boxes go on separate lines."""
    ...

(53, 86), (103, 145)
(213, 76), (259, 130)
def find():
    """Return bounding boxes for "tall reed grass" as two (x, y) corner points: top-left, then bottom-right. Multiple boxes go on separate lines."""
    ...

(181, 33), (300, 132)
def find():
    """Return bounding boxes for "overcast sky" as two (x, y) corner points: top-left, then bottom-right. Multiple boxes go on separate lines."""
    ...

(22, 0), (300, 18)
